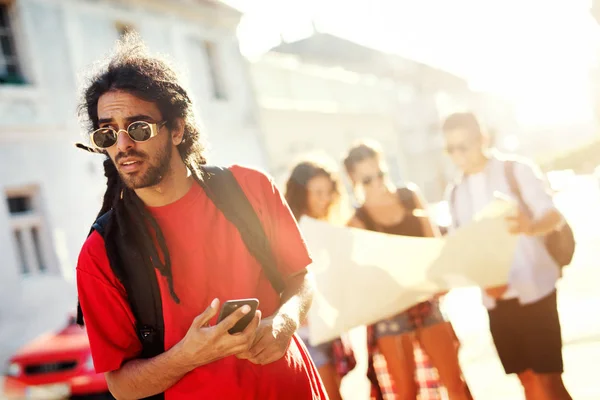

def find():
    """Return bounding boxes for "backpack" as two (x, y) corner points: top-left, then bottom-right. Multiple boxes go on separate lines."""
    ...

(77, 166), (285, 400)
(503, 160), (576, 269)
(448, 161), (576, 269)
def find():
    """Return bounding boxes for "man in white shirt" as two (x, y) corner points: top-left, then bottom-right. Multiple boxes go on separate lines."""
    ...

(442, 112), (572, 400)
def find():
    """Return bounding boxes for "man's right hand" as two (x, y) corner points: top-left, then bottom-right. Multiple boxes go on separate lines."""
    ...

(178, 298), (261, 369)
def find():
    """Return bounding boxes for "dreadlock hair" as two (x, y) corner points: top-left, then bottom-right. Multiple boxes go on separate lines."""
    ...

(78, 33), (208, 303)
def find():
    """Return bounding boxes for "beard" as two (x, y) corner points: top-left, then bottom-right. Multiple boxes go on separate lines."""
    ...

(116, 139), (173, 189)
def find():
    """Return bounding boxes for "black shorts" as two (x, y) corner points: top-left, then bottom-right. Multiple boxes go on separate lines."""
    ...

(488, 290), (564, 375)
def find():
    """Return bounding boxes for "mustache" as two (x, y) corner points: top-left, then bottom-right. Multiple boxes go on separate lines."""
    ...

(115, 149), (147, 164)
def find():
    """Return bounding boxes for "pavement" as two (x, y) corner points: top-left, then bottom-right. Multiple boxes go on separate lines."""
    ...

(461, 339), (600, 400)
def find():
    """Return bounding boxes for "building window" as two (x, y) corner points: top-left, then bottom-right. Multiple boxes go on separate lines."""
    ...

(0, 1), (24, 85)
(203, 41), (228, 100)
(6, 186), (53, 275)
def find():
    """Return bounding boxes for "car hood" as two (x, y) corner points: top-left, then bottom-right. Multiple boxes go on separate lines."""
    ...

(10, 325), (91, 363)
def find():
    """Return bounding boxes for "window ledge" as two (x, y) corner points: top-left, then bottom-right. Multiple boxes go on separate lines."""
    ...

(0, 124), (71, 143)
(0, 84), (42, 101)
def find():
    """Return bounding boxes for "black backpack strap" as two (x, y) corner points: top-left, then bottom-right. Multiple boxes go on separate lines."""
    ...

(76, 210), (114, 326)
(91, 211), (112, 236)
(80, 210), (165, 400)
(112, 237), (165, 362)
(199, 166), (285, 294)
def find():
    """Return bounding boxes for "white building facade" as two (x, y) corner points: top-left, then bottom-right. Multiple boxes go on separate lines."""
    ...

(0, 0), (266, 365)
(250, 34), (479, 200)
(250, 51), (401, 185)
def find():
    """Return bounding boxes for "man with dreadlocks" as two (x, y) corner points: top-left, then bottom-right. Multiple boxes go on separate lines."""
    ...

(75, 34), (326, 399)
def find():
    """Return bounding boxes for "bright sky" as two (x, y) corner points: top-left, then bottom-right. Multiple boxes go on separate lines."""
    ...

(224, 0), (600, 127)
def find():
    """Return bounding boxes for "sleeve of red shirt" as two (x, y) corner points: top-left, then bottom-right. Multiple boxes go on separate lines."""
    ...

(231, 165), (313, 279)
(77, 231), (142, 373)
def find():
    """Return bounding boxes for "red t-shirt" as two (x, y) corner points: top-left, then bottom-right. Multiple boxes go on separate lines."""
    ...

(77, 166), (326, 399)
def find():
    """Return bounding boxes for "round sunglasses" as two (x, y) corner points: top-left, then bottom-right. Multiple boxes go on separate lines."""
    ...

(90, 120), (167, 149)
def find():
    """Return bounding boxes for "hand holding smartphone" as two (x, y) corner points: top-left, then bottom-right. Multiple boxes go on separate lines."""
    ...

(217, 298), (259, 334)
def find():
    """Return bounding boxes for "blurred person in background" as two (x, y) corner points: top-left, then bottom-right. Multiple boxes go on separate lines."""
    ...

(285, 158), (356, 400)
(442, 112), (572, 400)
(344, 141), (472, 400)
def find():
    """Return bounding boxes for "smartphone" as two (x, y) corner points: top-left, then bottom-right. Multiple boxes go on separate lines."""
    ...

(216, 298), (259, 334)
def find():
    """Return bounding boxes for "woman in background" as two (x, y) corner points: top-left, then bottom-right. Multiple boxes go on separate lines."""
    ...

(285, 158), (355, 400)
(343, 140), (472, 400)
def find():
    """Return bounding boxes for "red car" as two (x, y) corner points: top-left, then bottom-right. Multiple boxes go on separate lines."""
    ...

(3, 315), (112, 399)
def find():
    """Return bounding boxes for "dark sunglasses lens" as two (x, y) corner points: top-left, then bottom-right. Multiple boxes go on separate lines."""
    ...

(128, 121), (153, 142)
(92, 128), (117, 148)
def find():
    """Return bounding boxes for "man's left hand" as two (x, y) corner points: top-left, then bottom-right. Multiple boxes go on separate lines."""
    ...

(236, 313), (296, 365)
(506, 209), (533, 235)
